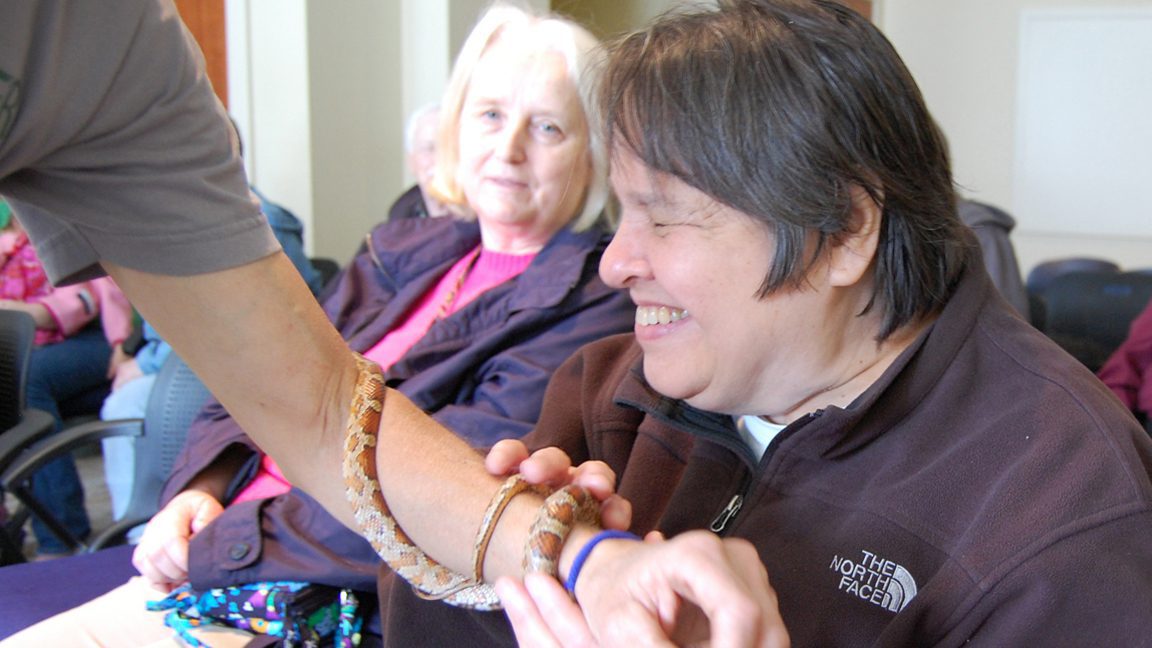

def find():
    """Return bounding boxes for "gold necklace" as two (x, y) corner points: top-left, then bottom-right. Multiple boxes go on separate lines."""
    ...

(436, 247), (482, 320)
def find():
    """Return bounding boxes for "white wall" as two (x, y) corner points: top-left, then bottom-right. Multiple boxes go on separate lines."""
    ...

(400, 0), (453, 156)
(880, 0), (1152, 275)
(304, 2), (403, 261)
(227, 0), (400, 264)
(226, 0), (315, 253)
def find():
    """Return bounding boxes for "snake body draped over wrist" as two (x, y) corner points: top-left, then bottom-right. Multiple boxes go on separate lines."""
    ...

(341, 353), (601, 610)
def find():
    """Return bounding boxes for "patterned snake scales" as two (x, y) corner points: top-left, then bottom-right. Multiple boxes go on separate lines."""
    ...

(342, 354), (600, 610)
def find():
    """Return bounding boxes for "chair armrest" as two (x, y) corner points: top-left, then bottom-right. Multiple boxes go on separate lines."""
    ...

(0, 418), (143, 489)
(0, 408), (56, 475)
(88, 516), (150, 551)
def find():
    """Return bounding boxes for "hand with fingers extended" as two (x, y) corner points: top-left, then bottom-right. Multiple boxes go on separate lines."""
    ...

(130, 489), (224, 592)
(497, 530), (790, 648)
(484, 439), (632, 532)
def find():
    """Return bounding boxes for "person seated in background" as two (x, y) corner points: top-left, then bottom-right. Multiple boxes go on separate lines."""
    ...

(957, 199), (1029, 319)
(1, 199), (53, 337)
(6, 4), (632, 644)
(98, 128), (323, 523)
(0, 206), (133, 560)
(1098, 297), (1152, 428)
(388, 103), (450, 221)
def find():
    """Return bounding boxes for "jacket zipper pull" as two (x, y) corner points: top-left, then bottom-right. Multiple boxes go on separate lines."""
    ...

(709, 494), (743, 533)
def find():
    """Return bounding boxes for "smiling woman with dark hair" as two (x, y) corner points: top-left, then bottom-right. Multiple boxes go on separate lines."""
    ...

(487, 1), (1152, 645)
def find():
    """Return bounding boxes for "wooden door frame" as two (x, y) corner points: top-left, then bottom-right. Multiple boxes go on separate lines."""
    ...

(174, 0), (228, 108)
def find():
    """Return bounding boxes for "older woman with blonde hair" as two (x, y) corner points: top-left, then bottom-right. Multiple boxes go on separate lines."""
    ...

(427, 3), (611, 235)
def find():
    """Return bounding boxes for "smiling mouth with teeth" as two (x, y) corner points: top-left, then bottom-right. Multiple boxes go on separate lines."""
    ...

(635, 306), (689, 326)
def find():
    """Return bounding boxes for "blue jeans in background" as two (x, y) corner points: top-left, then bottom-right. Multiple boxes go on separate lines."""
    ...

(26, 326), (111, 555)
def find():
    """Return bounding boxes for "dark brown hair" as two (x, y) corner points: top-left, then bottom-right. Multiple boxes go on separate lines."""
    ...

(602, 0), (969, 338)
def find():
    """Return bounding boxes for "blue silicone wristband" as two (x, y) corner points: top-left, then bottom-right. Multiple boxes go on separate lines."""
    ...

(564, 530), (642, 595)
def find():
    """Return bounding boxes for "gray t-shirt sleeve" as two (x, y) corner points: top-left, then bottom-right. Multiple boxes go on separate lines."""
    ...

(0, 0), (278, 285)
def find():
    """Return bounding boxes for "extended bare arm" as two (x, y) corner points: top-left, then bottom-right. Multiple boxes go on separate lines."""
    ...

(104, 253), (589, 581)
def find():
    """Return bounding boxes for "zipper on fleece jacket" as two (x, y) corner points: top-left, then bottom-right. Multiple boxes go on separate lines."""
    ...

(710, 494), (744, 532)
(615, 393), (824, 536)
(707, 410), (825, 534)
(621, 398), (758, 535)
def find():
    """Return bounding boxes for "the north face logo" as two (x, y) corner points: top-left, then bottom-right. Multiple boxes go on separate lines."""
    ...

(829, 549), (918, 613)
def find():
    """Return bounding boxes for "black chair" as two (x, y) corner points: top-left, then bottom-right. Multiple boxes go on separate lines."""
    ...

(0, 352), (211, 553)
(310, 256), (341, 293)
(0, 311), (56, 565)
(1025, 257), (1120, 330)
(1040, 271), (1152, 373)
(957, 200), (1029, 319)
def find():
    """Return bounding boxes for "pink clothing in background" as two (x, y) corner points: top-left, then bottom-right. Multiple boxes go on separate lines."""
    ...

(2, 229), (134, 347)
(1098, 300), (1152, 419)
(1, 231), (51, 298)
(37, 278), (134, 347)
(1, 230), (56, 344)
